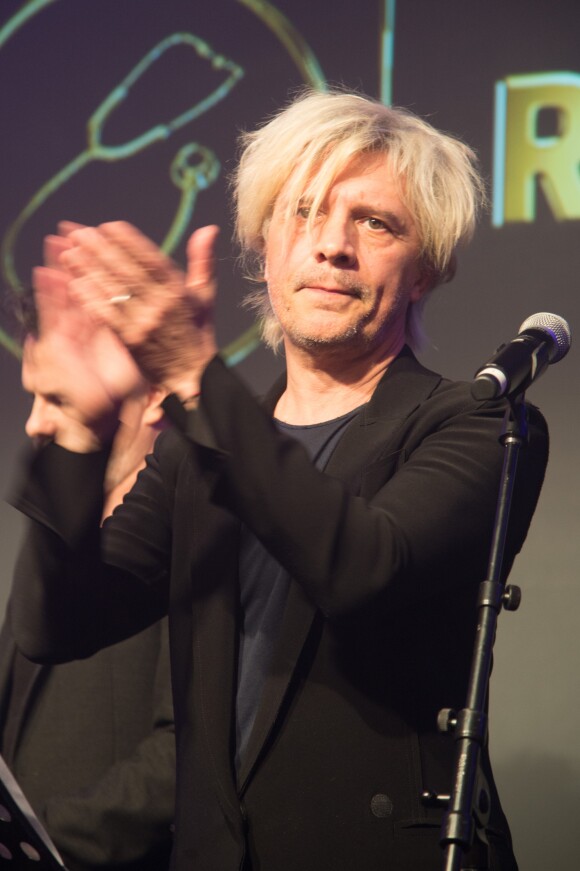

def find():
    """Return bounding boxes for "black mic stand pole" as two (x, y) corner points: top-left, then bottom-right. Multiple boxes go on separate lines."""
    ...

(437, 395), (528, 871)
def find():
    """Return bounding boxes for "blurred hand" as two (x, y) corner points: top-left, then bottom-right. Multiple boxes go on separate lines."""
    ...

(29, 266), (145, 451)
(59, 221), (220, 399)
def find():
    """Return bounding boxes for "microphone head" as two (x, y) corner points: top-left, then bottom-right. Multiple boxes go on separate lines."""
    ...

(518, 312), (571, 363)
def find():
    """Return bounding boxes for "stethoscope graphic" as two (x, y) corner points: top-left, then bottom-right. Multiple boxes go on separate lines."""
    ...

(0, 0), (330, 361)
(0, 31), (242, 290)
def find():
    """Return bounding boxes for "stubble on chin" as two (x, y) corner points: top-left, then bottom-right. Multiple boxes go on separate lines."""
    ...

(283, 317), (365, 352)
(270, 271), (372, 351)
(290, 284), (395, 354)
(274, 280), (411, 359)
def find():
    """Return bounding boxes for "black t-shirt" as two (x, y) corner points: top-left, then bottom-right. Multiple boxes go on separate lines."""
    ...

(235, 406), (363, 770)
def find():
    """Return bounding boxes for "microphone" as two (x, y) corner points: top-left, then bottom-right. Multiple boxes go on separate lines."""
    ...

(471, 312), (571, 400)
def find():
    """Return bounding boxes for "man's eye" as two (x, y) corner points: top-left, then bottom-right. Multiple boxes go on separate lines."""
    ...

(366, 217), (389, 231)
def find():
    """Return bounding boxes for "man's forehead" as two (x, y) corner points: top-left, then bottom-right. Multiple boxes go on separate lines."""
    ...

(332, 151), (395, 179)
(22, 336), (66, 390)
(278, 151), (399, 204)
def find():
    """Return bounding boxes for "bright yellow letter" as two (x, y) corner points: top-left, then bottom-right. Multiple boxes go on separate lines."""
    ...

(493, 72), (580, 226)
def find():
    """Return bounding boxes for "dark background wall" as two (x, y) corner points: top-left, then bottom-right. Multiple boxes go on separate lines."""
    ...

(0, 2), (578, 867)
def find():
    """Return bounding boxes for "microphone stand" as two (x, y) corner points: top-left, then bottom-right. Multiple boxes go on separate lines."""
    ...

(436, 394), (528, 871)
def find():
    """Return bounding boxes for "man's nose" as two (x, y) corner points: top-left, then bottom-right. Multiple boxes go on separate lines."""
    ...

(313, 214), (356, 267)
(25, 397), (56, 443)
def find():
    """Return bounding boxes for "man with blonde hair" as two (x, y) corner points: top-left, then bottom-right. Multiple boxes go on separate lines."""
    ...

(237, 91), (483, 350)
(11, 90), (547, 870)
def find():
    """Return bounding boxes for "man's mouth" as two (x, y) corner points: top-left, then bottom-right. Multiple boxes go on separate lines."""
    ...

(300, 284), (361, 298)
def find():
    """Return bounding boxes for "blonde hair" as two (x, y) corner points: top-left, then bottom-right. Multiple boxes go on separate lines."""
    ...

(233, 89), (486, 351)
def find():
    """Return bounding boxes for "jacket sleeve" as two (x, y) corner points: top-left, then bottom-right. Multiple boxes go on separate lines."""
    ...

(9, 352), (549, 652)
(8, 430), (182, 663)
(168, 355), (549, 619)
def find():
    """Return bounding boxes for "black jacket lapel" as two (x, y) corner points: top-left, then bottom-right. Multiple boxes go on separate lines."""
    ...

(237, 349), (442, 788)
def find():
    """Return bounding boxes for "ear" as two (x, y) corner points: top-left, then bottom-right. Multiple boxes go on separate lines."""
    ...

(141, 386), (167, 427)
(410, 268), (435, 303)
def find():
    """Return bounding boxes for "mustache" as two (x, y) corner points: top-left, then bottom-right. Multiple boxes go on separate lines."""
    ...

(292, 270), (368, 298)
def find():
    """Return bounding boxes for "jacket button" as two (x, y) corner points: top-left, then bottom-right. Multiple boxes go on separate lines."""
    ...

(370, 794), (394, 817)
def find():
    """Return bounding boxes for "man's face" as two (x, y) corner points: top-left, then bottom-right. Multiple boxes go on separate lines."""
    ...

(22, 336), (155, 496)
(22, 336), (114, 449)
(264, 153), (428, 362)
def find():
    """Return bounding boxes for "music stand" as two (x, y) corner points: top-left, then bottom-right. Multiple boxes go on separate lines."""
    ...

(0, 753), (66, 868)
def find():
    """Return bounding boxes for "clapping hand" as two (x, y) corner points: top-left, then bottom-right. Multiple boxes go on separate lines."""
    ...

(58, 221), (220, 401)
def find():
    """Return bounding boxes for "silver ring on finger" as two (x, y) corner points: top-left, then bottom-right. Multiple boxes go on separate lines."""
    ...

(109, 292), (133, 304)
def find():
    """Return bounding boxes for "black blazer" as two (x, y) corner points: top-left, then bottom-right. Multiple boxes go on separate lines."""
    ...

(10, 349), (549, 871)
(0, 618), (175, 871)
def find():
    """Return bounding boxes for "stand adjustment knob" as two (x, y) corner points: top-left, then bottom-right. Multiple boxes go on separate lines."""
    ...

(502, 584), (521, 611)
(437, 708), (457, 733)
